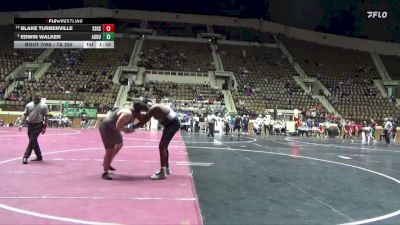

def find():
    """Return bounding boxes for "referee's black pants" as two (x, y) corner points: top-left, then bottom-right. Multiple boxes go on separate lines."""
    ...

(383, 130), (391, 145)
(207, 123), (215, 137)
(23, 122), (43, 159)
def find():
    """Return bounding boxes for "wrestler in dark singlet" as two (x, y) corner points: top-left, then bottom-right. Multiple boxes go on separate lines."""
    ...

(99, 108), (135, 180)
(132, 100), (181, 180)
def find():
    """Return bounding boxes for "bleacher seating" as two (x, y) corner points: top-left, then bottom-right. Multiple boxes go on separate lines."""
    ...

(283, 38), (399, 121)
(0, 21), (397, 123)
(0, 26), (43, 79)
(219, 44), (324, 115)
(129, 81), (222, 101)
(14, 38), (134, 112)
(138, 39), (215, 72)
(128, 81), (225, 114)
(0, 25), (43, 109)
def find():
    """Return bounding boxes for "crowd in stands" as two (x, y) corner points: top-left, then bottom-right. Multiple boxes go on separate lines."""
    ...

(138, 40), (215, 71)
(325, 77), (397, 121)
(218, 44), (326, 116)
(2, 38), (134, 112)
(0, 56), (43, 103)
(0, 25), (43, 100)
(129, 81), (222, 101)
(128, 80), (226, 116)
(0, 50), (41, 102)
(283, 38), (399, 123)
(0, 23), (398, 135)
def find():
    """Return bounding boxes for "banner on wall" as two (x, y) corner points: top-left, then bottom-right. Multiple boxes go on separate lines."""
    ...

(63, 108), (97, 119)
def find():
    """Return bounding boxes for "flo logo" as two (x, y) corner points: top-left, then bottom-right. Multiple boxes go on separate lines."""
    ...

(366, 11), (388, 19)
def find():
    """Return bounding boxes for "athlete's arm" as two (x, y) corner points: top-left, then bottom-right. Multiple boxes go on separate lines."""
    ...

(116, 109), (133, 133)
(22, 105), (30, 124)
(133, 107), (157, 128)
(41, 106), (49, 134)
(18, 105), (29, 131)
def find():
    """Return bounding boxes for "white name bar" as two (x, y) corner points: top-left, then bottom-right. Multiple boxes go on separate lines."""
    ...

(14, 41), (114, 49)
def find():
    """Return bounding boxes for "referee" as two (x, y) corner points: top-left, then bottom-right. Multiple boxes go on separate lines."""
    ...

(206, 112), (217, 138)
(20, 93), (49, 164)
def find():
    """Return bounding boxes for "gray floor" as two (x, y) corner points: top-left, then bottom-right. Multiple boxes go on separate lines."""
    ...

(182, 132), (400, 225)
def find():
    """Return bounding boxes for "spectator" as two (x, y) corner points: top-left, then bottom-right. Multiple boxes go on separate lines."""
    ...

(383, 118), (393, 146)
(206, 113), (217, 138)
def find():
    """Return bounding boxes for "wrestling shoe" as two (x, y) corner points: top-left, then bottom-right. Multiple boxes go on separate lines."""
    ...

(166, 167), (171, 175)
(151, 169), (167, 180)
(31, 157), (43, 161)
(102, 172), (112, 180)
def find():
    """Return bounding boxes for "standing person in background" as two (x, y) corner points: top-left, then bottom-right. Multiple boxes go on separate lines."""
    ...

(232, 114), (242, 140)
(19, 93), (49, 164)
(383, 118), (393, 146)
(273, 107), (278, 120)
(187, 114), (193, 132)
(193, 113), (200, 133)
(350, 121), (358, 142)
(224, 114), (231, 135)
(242, 115), (249, 135)
(301, 108), (307, 122)
(269, 116), (274, 135)
(356, 122), (363, 139)
(230, 114), (236, 135)
(361, 121), (370, 145)
(369, 118), (377, 144)
(207, 112), (217, 138)
(391, 119), (397, 143)
(343, 121), (353, 142)
(306, 118), (313, 129)
(255, 114), (263, 134)
(199, 114), (205, 134)
(263, 115), (271, 135)
(336, 119), (343, 138)
(80, 111), (89, 128)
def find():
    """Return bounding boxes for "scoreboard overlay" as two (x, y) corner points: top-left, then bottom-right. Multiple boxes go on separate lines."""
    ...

(14, 18), (115, 49)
